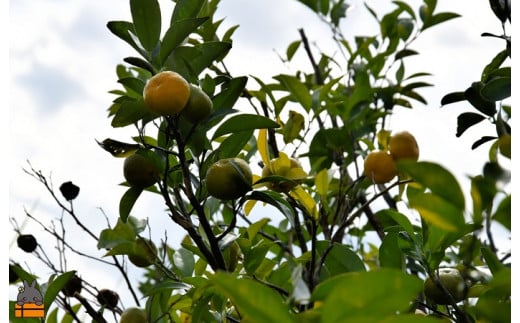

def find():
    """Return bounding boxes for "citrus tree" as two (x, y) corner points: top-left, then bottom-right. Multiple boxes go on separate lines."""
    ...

(10, 0), (510, 322)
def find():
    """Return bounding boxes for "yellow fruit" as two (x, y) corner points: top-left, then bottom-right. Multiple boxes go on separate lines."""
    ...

(205, 158), (253, 200)
(123, 153), (160, 188)
(143, 71), (190, 116)
(424, 268), (467, 305)
(120, 307), (147, 323)
(388, 131), (419, 161)
(498, 134), (511, 159)
(261, 153), (307, 192)
(181, 85), (213, 124)
(128, 237), (157, 268)
(363, 151), (397, 184)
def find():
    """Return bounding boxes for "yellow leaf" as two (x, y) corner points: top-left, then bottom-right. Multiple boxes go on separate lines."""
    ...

(257, 129), (270, 166)
(377, 129), (391, 151)
(244, 200), (258, 216)
(282, 110), (305, 144)
(290, 186), (318, 220)
(315, 169), (329, 196)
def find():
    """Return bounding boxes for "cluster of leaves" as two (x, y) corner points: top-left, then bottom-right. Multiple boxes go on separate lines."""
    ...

(441, 0), (511, 151)
(10, 0), (510, 322)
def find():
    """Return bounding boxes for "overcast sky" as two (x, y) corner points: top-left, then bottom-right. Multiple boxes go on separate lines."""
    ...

(6, 0), (511, 317)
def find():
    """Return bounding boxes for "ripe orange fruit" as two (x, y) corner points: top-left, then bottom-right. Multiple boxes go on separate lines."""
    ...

(261, 153), (307, 192)
(424, 268), (467, 305)
(363, 150), (397, 184)
(181, 85), (213, 124)
(123, 153), (160, 188)
(388, 131), (419, 161)
(143, 71), (190, 116)
(205, 158), (253, 200)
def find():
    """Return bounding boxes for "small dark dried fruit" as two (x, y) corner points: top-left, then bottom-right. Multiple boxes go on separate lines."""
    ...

(62, 275), (82, 297)
(60, 181), (80, 201)
(97, 289), (120, 309)
(17, 234), (38, 253)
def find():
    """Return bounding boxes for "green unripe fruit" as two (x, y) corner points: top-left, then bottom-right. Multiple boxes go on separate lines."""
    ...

(120, 307), (147, 323)
(181, 85), (213, 124)
(424, 268), (467, 305)
(123, 153), (160, 188)
(205, 158), (253, 200)
(128, 238), (158, 268)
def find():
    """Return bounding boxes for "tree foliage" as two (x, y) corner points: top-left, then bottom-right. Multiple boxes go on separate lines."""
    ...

(10, 0), (510, 322)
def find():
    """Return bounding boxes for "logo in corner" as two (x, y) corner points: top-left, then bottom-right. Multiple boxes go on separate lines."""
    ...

(14, 280), (45, 318)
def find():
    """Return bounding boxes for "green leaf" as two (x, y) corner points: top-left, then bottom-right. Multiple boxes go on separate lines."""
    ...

(465, 82), (497, 116)
(245, 190), (296, 227)
(111, 98), (150, 128)
(119, 186), (143, 222)
(481, 76), (511, 101)
(286, 40), (301, 61)
(397, 161), (465, 211)
(217, 130), (254, 159)
(441, 92), (466, 105)
(274, 74), (312, 111)
(97, 218), (139, 250)
(316, 241), (366, 280)
(313, 269), (422, 322)
(493, 194), (511, 230)
(408, 192), (465, 232)
(482, 50), (508, 82)
(330, 1), (350, 26)
(170, 0), (205, 24)
(422, 11), (460, 31)
(130, 0), (161, 51)
(43, 271), (77, 311)
(456, 112), (486, 137)
(247, 218), (271, 241)
(212, 114), (279, 139)
(379, 233), (405, 269)
(173, 247), (195, 277)
(481, 246), (505, 275)
(212, 76), (248, 113)
(123, 56), (156, 74)
(46, 307), (58, 323)
(159, 17), (209, 64)
(118, 76), (145, 96)
(106, 21), (145, 56)
(210, 272), (293, 323)
(395, 48), (419, 60)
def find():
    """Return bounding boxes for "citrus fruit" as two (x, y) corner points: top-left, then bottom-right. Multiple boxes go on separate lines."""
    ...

(424, 268), (467, 305)
(498, 134), (511, 159)
(143, 71), (190, 116)
(388, 131), (419, 161)
(205, 158), (253, 200)
(181, 85), (213, 124)
(261, 153), (307, 192)
(128, 237), (158, 268)
(17, 234), (37, 253)
(123, 153), (160, 188)
(120, 307), (147, 323)
(363, 150), (397, 184)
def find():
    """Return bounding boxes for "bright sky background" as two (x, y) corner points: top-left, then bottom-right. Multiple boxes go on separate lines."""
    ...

(6, 0), (513, 318)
